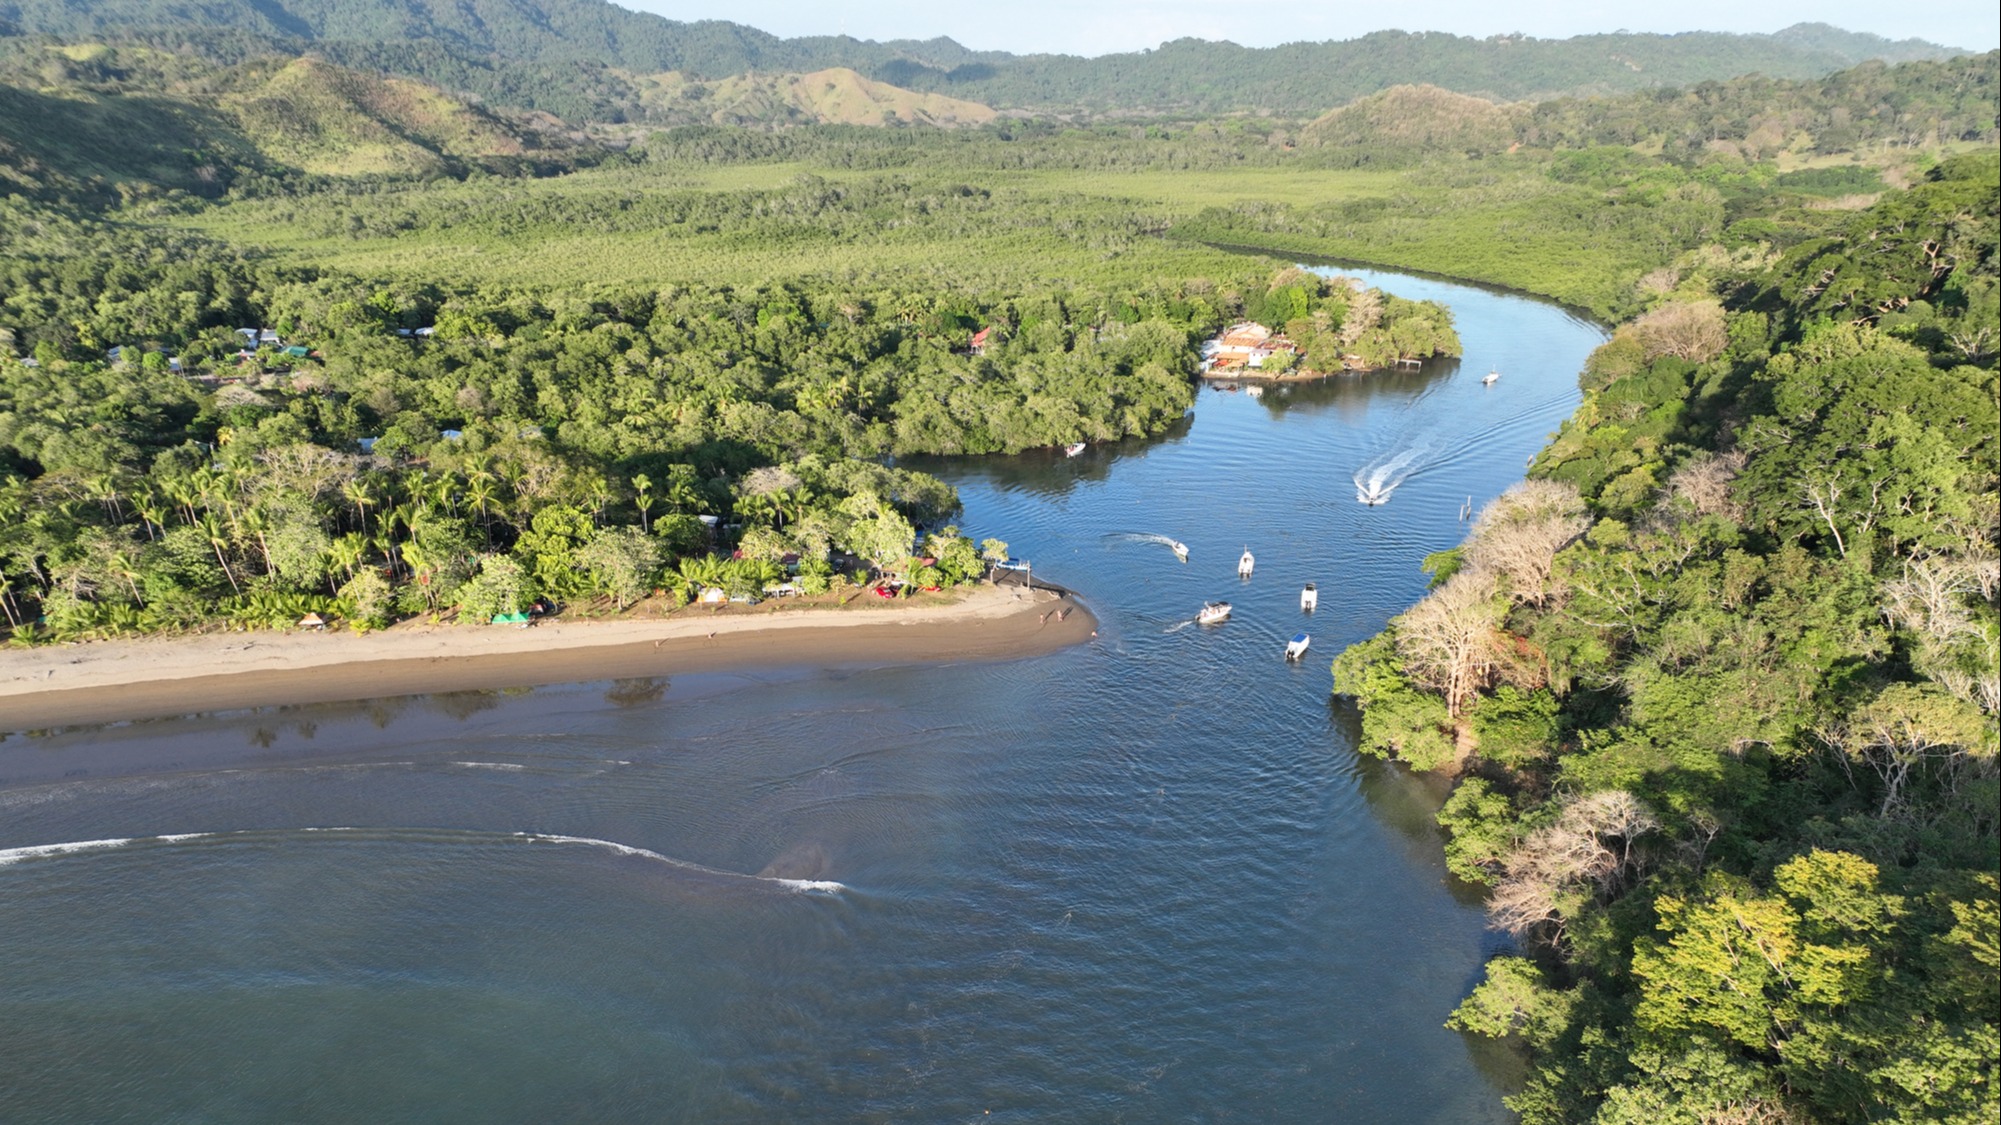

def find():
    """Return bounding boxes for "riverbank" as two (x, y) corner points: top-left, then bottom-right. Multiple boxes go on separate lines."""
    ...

(0, 584), (1095, 730)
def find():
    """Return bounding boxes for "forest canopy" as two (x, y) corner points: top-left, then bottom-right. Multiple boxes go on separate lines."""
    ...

(1333, 152), (2000, 1124)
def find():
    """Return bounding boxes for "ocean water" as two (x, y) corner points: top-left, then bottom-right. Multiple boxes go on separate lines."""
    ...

(0, 265), (1601, 1123)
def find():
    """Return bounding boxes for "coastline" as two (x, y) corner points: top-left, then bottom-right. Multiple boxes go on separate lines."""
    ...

(0, 584), (1095, 731)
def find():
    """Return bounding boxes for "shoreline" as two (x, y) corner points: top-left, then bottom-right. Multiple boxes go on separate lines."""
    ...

(0, 584), (1095, 731)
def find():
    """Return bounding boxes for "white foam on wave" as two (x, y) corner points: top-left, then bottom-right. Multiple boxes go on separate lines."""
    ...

(770, 879), (846, 894)
(0, 837), (136, 865)
(452, 761), (526, 771)
(0, 825), (846, 894)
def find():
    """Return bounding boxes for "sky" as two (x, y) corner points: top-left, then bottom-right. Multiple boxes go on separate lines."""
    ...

(624, 1), (1999, 56)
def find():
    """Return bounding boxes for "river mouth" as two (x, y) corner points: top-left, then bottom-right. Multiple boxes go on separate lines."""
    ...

(0, 266), (1601, 1124)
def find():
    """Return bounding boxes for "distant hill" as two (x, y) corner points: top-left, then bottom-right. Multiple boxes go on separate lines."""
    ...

(1301, 85), (1524, 155)
(223, 57), (559, 176)
(0, 0), (1970, 119)
(0, 46), (577, 201)
(630, 68), (996, 129)
(1292, 53), (1999, 165)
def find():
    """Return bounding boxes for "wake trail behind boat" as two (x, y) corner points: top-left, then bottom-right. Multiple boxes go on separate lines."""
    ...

(1353, 443), (1429, 506)
(1104, 532), (1189, 560)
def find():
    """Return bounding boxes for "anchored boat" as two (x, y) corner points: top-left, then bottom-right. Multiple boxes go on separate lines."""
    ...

(1285, 633), (1311, 661)
(1300, 583), (1318, 612)
(1237, 548), (1255, 578)
(1482, 369), (1500, 386)
(1064, 441), (1087, 457)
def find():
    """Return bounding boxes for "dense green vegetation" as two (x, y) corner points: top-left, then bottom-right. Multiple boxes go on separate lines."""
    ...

(0, 40), (1967, 319)
(1332, 153), (1999, 1122)
(1, 179), (1459, 638)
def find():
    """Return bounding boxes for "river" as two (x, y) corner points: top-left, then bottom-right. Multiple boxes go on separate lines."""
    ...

(0, 265), (1602, 1123)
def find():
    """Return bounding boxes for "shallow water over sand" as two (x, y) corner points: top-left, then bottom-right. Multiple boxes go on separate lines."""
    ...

(0, 265), (1601, 1123)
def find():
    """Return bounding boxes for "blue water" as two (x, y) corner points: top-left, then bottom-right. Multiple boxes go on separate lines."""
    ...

(0, 266), (1600, 1123)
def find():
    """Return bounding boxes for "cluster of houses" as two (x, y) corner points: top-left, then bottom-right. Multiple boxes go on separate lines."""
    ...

(1199, 322), (1299, 374)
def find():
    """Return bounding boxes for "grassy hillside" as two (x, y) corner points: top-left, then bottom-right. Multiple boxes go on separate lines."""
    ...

(0, 78), (263, 200)
(224, 57), (542, 176)
(629, 67), (995, 128)
(0, 45), (593, 199)
(1300, 85), (1524, 155)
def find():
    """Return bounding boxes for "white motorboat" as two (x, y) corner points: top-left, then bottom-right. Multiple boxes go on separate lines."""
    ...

(1197, 601), (1232, 625)
(1482, 369), (1500, 385)
(1064, 441), (1087, 457)
(1170, 540), (1189, 561)
(1237, 548), (1255, 578)
(1300, 583), (1318, 612)
(1285, 633), (1311, 661)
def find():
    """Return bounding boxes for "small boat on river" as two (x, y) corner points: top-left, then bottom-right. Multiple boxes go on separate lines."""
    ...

(1300, 583), (1318, 612)
(1064, 441), (1087, 457)
(1170, 540), (1189, 561)
(1482, 369), (1500, 386)
(1238, 548), (1255, 578)
(1198, 601), (1232, 625)
(1285, 633), (1311, 661)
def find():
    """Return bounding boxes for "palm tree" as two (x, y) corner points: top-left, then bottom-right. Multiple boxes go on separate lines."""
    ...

(631, 473), (654, 533)
(736, 490), (783, 529)
(239, 505), (276, 578)
(89, 472), (126, 524)
(464, 474), (500, 544)
(199, 513), (242, 596)
(675, 554), (727, 600)
(329, 531), (370, 584)
(342, 478), (376, 536)
(131, 489), (169, 543)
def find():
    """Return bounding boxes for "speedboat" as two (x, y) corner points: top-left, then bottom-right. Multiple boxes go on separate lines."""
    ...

(1064, 441), (1087, 457)
(1285, 633), (1311, 661)
(1237, 548), (1255, 578)
(1197, 601), (1232, 625)
(1300, 583), (1318, 612)
(1170, 540), (1189, 561)
(1482, 369), (1500, 386)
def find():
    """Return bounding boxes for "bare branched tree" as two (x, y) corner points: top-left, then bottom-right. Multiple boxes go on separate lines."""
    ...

(1394, 568), (1505, 717)
(1465, 479), (1591, 606)
(1489, 789), (1659, 939)
(1881, 553), (2001, 712)
(1663, 450), (1746, 520)
(1632, 298), (1729, 363)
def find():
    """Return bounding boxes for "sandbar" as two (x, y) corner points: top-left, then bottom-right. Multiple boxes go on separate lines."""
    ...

(0, 584), (1096, 730)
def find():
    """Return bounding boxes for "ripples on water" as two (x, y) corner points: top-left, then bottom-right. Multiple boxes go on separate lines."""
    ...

(0, 265), (1598, 1123)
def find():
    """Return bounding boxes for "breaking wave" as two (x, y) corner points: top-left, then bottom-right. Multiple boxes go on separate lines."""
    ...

(0, 827), (845, 893)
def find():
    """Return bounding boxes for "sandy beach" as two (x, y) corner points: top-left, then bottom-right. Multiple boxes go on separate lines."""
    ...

(0, 584), (1095, 730)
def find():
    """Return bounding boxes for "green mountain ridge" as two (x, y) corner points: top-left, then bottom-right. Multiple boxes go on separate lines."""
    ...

(0, 0), (1970, 118)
